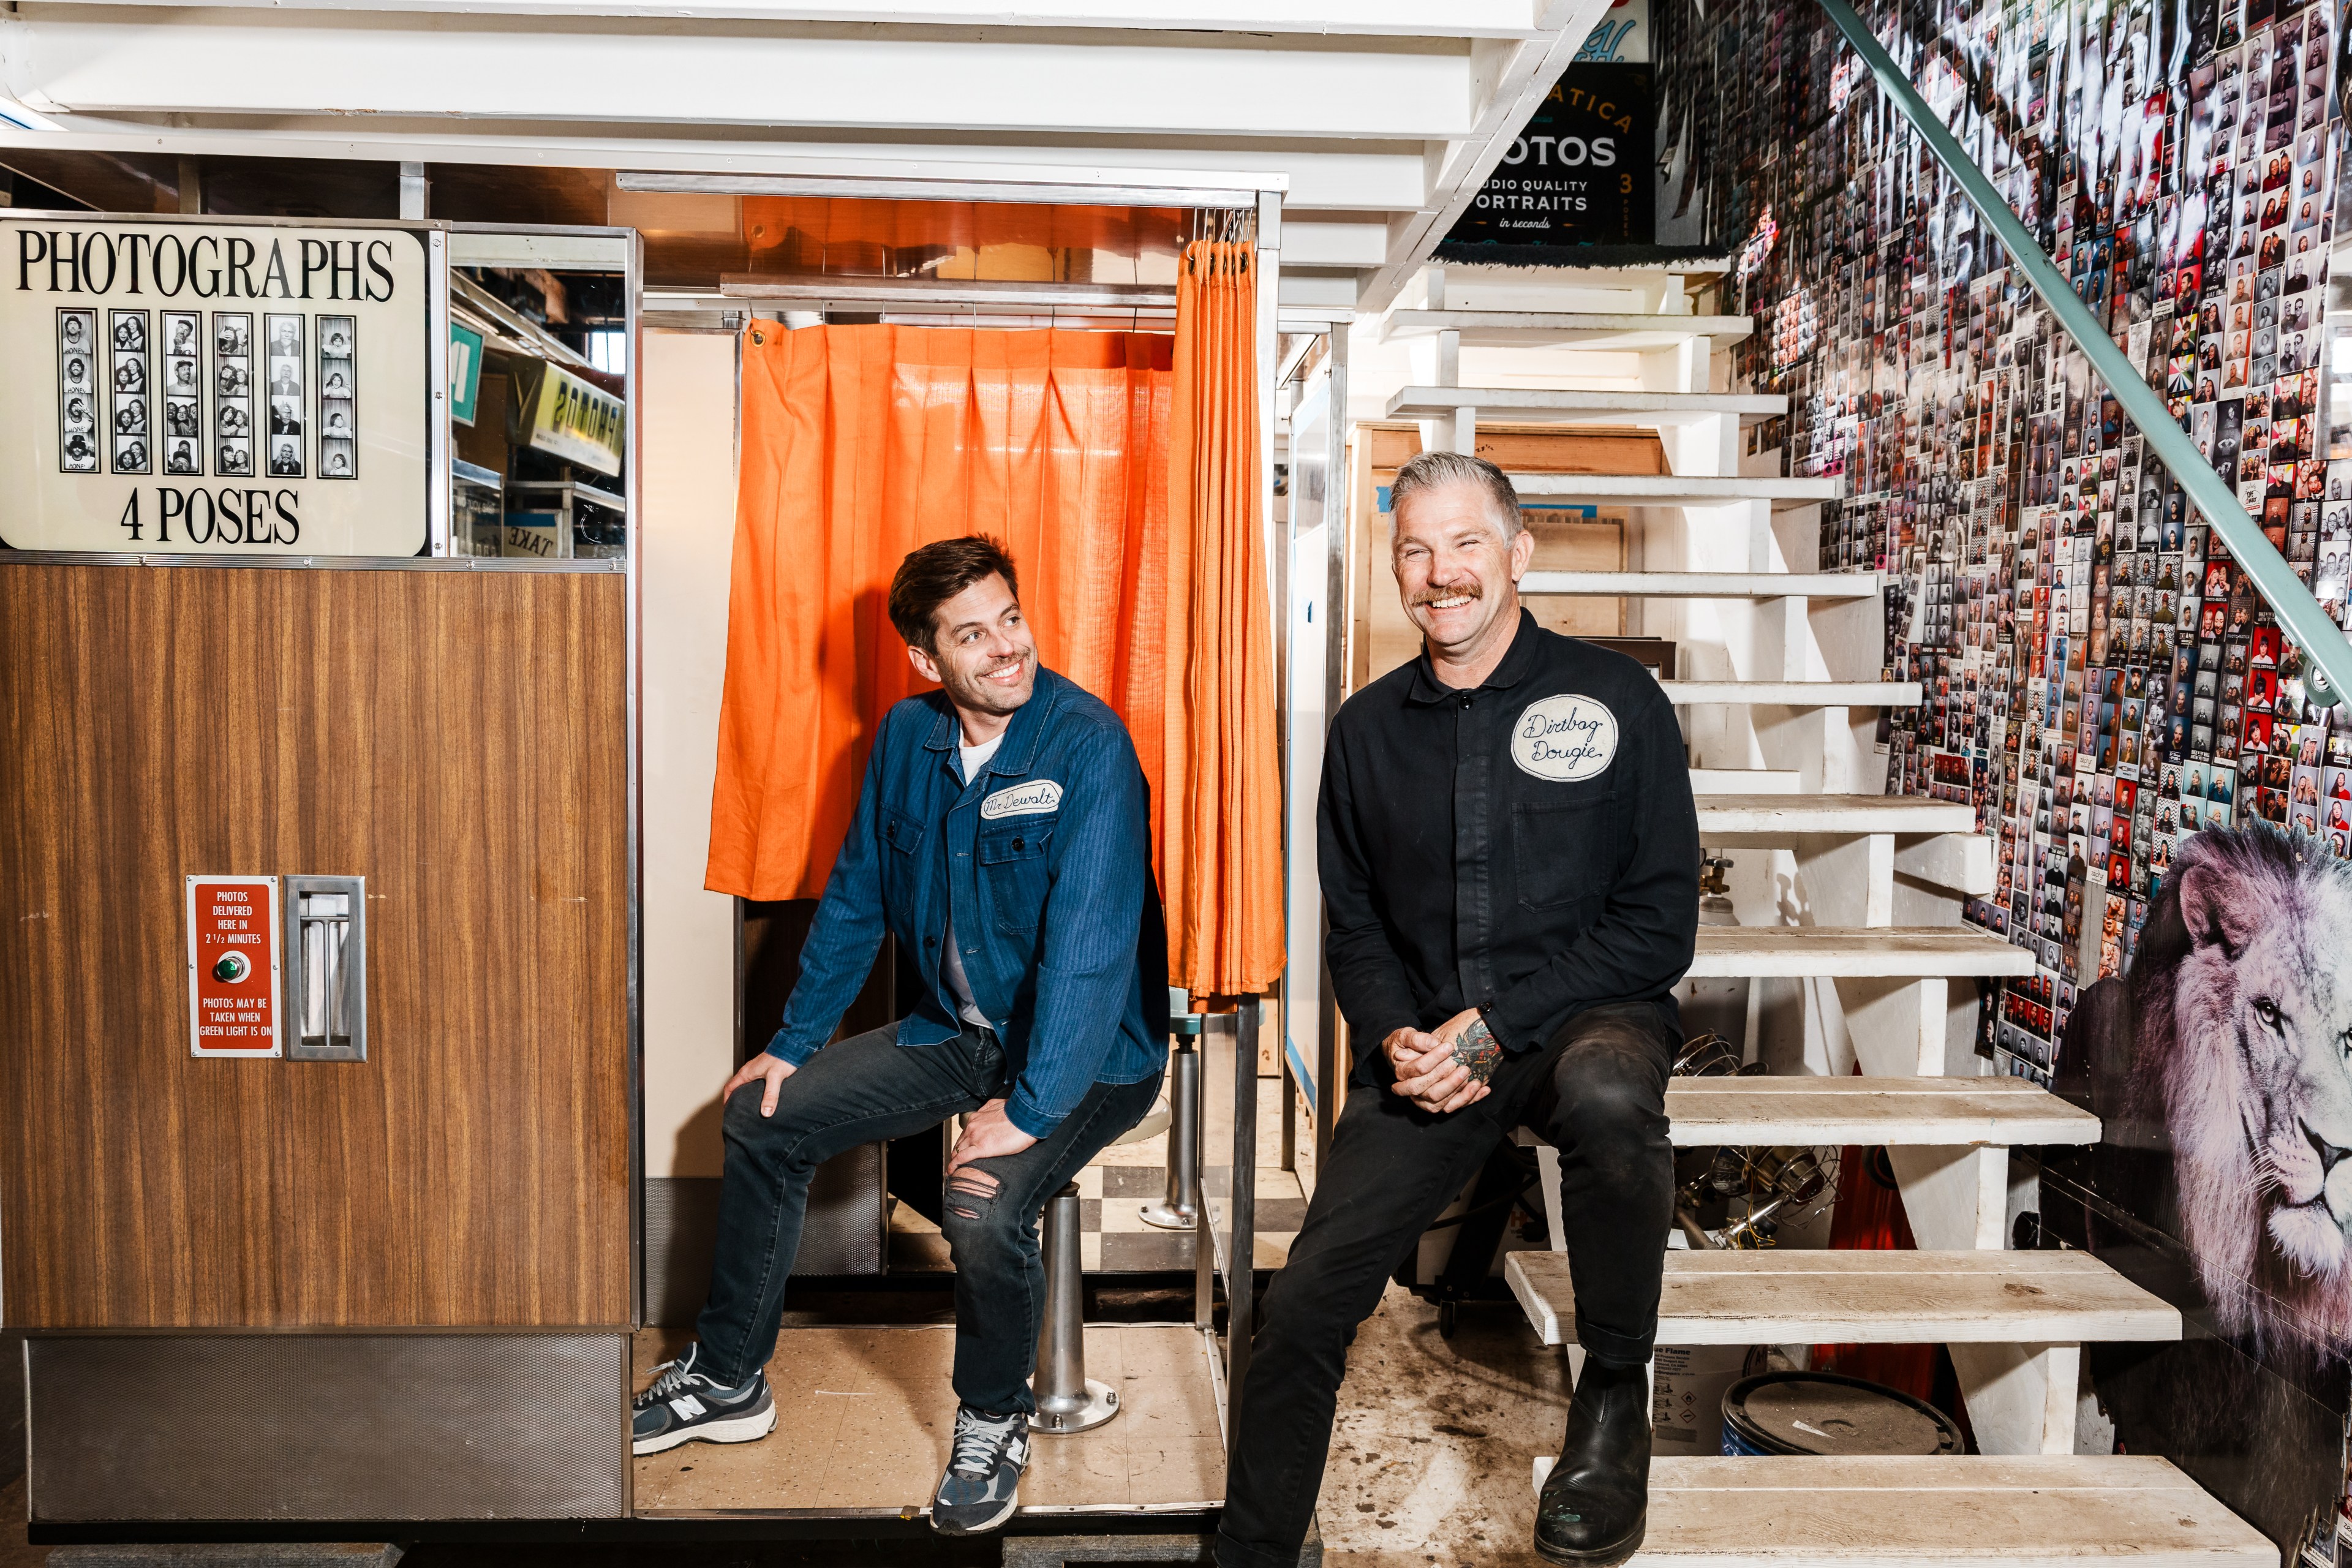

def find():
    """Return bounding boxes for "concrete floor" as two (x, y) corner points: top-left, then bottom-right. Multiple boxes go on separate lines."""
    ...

(1313, 1286), (1571, 1568)
(0, 1479), (36, 1568)
(633, 1323), (1226, 1513)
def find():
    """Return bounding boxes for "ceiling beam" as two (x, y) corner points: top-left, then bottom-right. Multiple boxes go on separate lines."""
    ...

(26, 0), (1550, 36)
(0, 116), (1439, 209)
(2, 12), (1482, 140)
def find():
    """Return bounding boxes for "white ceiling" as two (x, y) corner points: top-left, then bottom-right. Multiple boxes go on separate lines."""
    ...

(0, 0), (1611, 312)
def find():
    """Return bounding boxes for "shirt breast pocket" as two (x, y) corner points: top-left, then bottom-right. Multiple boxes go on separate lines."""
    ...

(979, 822), (1055, 934)
(1510, 794), (1616, 912)
(880, 805), (927, 901)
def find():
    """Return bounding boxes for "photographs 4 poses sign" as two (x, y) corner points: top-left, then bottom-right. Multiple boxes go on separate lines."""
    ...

(0, 217), (442, 556)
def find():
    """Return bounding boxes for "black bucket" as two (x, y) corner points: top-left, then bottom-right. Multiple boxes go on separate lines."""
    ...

(1720, 1371), (1963, 1457)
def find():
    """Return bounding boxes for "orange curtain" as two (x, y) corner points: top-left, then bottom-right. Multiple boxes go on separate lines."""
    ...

(706, 325), (1172, 902)
(1163, 241), (1284, 997)
(706, 266), (1285, 997)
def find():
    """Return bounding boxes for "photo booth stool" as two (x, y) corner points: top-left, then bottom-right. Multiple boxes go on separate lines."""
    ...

(1139, 1008), (1207, 1230)
(1030, 1180), (1119, 1433)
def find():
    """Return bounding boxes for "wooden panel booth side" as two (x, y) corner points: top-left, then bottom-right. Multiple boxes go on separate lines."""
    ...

(0, 560), (634, 1330)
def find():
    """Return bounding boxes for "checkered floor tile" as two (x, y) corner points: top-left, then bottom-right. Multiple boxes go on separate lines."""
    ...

(889, 1163), (1307, 1274)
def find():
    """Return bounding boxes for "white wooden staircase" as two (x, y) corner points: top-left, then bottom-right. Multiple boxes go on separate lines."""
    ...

(1374, 267), (2269, 1563)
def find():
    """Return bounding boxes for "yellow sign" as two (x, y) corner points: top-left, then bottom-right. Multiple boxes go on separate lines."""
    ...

(514, 360), (625, 478)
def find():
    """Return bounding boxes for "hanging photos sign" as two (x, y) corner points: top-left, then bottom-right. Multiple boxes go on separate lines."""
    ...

(512, 360), (626, 477)
(450, 319), (485, 427)
(1439, 64), (1656, 253)
(0, 216), (440, 556)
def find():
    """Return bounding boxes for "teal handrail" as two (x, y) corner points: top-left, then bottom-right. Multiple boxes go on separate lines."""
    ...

(1815, 0), (2350, 707)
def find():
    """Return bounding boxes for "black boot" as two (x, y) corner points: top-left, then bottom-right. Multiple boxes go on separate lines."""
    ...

(1533, 1354), (1650, 1566)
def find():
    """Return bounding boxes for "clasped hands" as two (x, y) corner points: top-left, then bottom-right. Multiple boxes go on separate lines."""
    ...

(1383, 1006), (1502, 1115)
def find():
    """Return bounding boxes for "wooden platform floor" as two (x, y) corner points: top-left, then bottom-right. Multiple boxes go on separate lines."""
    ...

(631, 1324), (1224, 1515)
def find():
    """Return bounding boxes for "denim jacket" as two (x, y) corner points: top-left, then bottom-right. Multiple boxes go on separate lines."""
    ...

(763, 667), (1170, 1137)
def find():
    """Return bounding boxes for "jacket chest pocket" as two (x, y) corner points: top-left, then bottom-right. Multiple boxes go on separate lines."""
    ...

(1510, 794), (1616, 911)
(978, 823), (1054, 933)
(880, 806), (928, 903)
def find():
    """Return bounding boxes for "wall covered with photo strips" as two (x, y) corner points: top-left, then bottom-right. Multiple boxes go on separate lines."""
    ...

(1654, 1), (2352, 1546)
(1658, 0), (2351, 1084)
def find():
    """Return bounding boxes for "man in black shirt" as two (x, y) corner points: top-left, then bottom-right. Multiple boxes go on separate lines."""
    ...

(1217, 451), (1699, 1568)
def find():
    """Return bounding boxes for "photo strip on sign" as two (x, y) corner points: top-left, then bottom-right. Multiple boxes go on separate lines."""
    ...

(0, 216), (442, 556)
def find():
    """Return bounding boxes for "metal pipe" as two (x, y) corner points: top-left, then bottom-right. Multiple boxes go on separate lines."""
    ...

(1226, 1002), (1263, 1443)
(1140, 1039), (1202, 1230)
(1814, 0), (2350, 707)
(1029, 1182), (1118, 1434)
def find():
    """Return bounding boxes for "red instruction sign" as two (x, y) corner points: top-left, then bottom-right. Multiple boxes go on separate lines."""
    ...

(186, 875), (281, 1057)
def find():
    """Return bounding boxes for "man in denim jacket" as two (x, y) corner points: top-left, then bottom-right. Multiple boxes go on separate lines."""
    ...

(633, 535), (1167, 1536)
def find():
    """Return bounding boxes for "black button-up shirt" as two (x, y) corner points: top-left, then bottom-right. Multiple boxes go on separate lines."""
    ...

(1318, 610), (1700, 1081)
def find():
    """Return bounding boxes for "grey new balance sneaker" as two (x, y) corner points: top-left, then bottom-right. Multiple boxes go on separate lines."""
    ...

(630, 1343), (776, 1457)
(930, 1403), (1030, 1535)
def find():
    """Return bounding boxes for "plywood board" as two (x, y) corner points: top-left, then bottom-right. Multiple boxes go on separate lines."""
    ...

(1508, 1249), (2179, 1348)
(1688, 927), (2037, 979)
(1362, 423), (1664, 473)
(1631, 1455), (2274, 1564)
(631, 1324), (1224, 1513)
(1695, 794), (1977, 835)
(1664, 1076), (2100, 1147)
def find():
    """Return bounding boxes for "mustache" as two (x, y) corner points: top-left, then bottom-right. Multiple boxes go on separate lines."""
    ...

(1409, 581), (1483, 608)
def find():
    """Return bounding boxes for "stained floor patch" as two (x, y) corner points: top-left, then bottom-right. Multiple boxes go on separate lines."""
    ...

(1320, 1284), (1571, 1567)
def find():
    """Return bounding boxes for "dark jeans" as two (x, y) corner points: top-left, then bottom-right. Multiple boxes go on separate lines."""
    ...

(1215, 1002), (1676, 1568)
(693, 1020), (1163, 1414)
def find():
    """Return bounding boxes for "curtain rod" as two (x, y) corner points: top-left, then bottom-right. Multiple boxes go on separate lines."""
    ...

(720, 276), (1178, 309)
(619, 171), (1263, 209)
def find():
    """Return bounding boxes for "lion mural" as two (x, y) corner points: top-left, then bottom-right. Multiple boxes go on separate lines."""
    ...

(2119, 827), (2352, 1357)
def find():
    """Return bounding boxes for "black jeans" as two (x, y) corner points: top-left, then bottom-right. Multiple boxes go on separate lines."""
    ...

(1215, 1002), (1676, 1568)
(693, 1020), (1163, 1414)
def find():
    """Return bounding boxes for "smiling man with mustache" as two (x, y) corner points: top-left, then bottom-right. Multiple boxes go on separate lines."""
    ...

(631, 535), (1167, 1537)
(1218, 451), (1699, 1568)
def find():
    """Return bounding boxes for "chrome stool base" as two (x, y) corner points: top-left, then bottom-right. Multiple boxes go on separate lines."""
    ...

(1031, 1378), (1120, 1434)
(1029, 1181), (1119, 1436)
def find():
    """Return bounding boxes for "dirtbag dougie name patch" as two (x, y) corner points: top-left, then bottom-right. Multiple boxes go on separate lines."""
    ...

(1511, 693), (1619, 782)
(981, 780), (1063, 819)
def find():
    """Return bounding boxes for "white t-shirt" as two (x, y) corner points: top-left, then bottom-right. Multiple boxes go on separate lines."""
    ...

(943, 732), (1006, 1028)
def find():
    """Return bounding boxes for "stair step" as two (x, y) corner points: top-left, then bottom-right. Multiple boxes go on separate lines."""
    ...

(1537, 1455), (2274, 1565)
(1662, 681), (1922, 707)
(1523, 570), (1881, 599)
(1695, 794), (1977, 836)
(1505, 1249), (2179, 1348)
(1664, 1075), (2099, 1147)
(1688, 926), (2034, 979)
(1689, 768), (1798, 794)
(1380, 309), (1754, 349)
(1387, 386), (1785, 426)
(1509, 472), (1840, 507)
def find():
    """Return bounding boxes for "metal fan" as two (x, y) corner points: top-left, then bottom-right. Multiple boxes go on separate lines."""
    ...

(1671, 1033), (1843, 1251)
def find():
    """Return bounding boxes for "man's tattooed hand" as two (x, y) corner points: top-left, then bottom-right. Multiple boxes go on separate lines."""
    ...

(1449, 1016), (1502, 1085)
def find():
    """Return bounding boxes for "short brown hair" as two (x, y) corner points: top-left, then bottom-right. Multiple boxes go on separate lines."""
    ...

(889, 535), (1021, 652)
(1389, 449), (1525, 539)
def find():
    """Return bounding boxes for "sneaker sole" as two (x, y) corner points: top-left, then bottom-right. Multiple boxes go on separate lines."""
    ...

(929, 1488), (1020, 1537)
(1533, 1517), (1645, 1567)
(631, 1403), (778, 1457)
